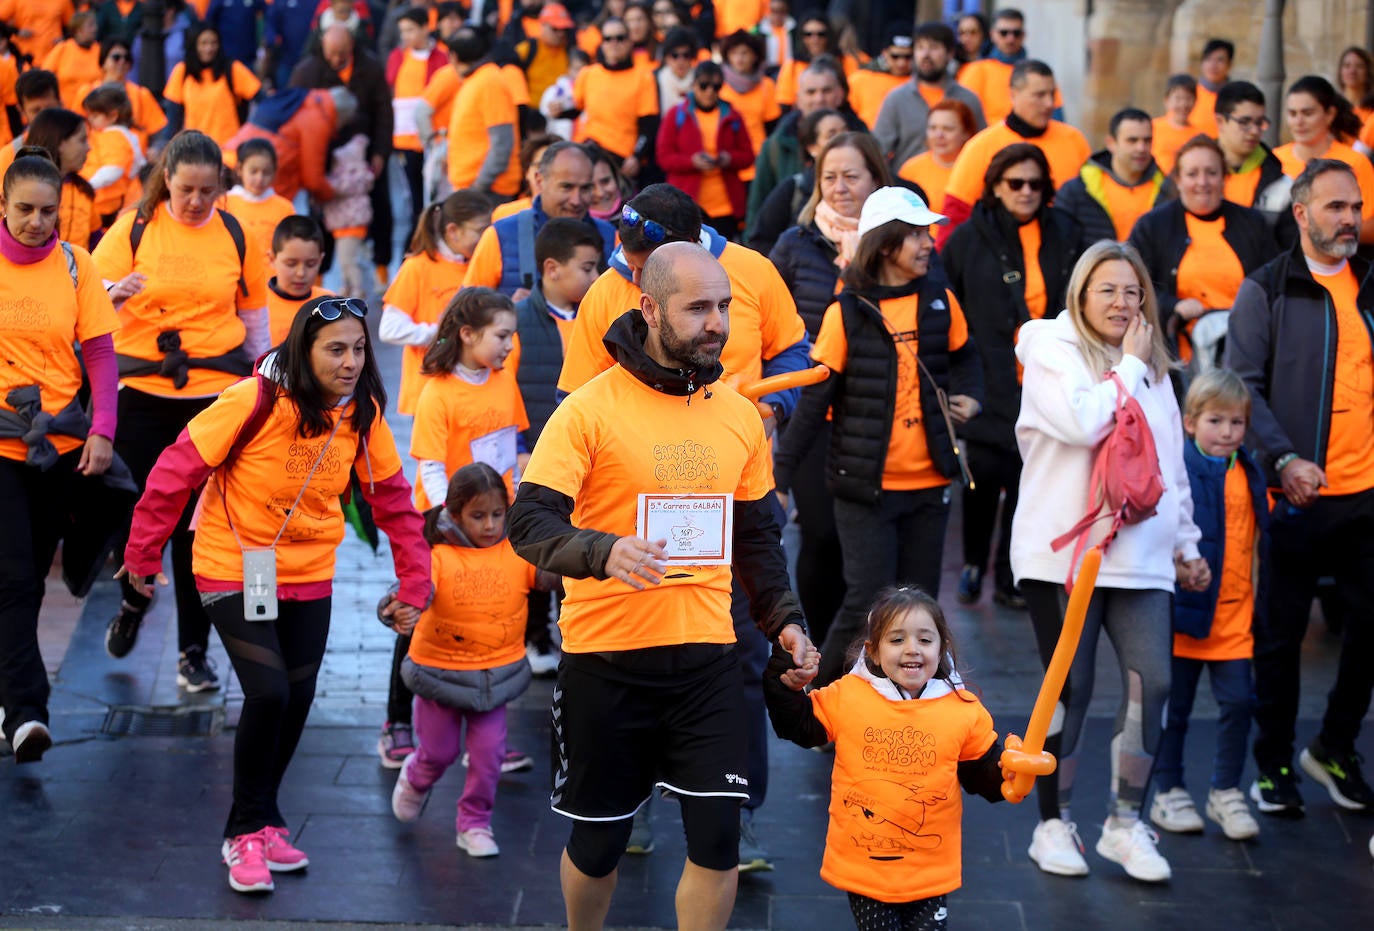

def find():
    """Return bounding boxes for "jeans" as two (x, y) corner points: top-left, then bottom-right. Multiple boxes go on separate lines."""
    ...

(205, 594), (331, 838)
(821, 487), (950, 687)
(1253, 490), (1374, 771)
(409, 696), (508, 832)
(959, 441), (1021, 591)
(1154, 656), (1254, 791)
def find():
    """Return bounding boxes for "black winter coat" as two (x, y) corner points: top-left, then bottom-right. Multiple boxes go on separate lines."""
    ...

(769, 222), (841, 338)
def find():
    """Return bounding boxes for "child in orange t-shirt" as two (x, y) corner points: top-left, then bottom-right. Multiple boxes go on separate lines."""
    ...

(223, 139), (297, 269)
(385, 462), (556, 857)
(379, 190), (492, 415)
(765, 587), (1035, 926)
(266, 215), (330, 345)
(409, 287), (529, 510)
(1150, 369), (1266, 843)
(81, 84), (145, 227)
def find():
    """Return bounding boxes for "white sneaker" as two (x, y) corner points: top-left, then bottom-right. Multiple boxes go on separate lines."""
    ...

(1150, 786), (1204, 833)
(11, 720), (52, 763)
(1027, 819), (1089, 876)
(1206, 787), (1260, 840)
(456, 827), (500, 858)
(391, 762), (429, 822)
(1096, 818), (1172, 882)
(526, 643), (560, 677)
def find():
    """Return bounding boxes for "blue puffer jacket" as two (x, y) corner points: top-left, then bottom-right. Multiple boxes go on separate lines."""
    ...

(768, 222), (840, 339)
(1174, 440), (1269, 640)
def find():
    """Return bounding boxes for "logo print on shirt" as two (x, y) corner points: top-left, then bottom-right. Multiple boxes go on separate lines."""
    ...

(842, 778), (947, 858)
(652, 440), (720, 488)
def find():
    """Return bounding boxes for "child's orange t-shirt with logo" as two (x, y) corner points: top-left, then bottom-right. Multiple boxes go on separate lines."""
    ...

(267, 282), (331, 346)
(1315, 264), (1374, 495)
(383, 251), (470, 414)
(1174, 458), (1256, 661)
(409, 367), (530, 509)
(811, 289), (970, 490)
(521, 368), (773, 653)
(810, 676), (996, 903)
(93, 206), (269, 397)
(186, 378), (405, 585)
(0, 244), (119, 462)
(408, 539), (537, 671)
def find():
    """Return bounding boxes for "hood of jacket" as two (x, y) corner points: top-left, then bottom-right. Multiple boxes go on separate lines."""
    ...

(1014, 308), (1078, 365)
(849, 655), (964, 702)
(607, 224), (729, 282)
(602, 309), (724, 397)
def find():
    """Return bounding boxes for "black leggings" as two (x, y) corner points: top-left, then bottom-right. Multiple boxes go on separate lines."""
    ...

(386, 632), (413, 725)
(959, 441), (1021, 590)
(205, 593), (331, 838)
(114, 388), (216, 653)
(565, 795), (741, 878)
(847, 892), (947, 931)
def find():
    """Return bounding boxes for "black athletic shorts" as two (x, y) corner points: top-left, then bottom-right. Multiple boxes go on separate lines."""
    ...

(550, 643), (750, 820)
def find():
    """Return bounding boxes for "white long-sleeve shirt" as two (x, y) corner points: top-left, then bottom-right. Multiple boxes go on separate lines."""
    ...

(1010, 311), (1201, 592)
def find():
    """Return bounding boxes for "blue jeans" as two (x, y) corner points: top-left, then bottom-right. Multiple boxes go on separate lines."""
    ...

(1154, 656), (1254, 791)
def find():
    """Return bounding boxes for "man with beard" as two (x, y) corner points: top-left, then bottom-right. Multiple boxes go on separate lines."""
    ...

(1056, 107), (1177, 249)
(872, 22), (985, 169)
(508, 241), (814, 931)
(1226, 159), (1374, 820)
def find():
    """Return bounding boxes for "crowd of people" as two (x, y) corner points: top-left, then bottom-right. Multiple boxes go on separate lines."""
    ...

(3, 1), (1374, 929)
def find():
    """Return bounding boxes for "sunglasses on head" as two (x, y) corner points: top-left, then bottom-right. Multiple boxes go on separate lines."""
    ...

(621, 204), (684, 244)
(1002, 177), (1045, 192)
(311, 297), (368, 321)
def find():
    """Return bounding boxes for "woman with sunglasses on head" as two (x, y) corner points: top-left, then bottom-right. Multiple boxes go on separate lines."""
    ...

(120, 293), (431, 894)
(657, 60), (755, 240)
(94, 130), (270, 688)
(942, 143), (1082, 611)
(1127, 135), (1276, 374)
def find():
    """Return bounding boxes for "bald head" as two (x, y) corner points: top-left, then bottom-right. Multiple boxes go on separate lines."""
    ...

(639, 243), (731, 371)
(322, 25), (354, 72)
(642, 242), (715, 307)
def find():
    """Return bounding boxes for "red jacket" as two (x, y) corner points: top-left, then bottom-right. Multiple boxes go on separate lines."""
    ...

(656, 99), (755, 220)
(224, 89), (339, 203)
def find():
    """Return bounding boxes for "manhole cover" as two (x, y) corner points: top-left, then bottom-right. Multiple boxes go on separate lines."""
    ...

(100, 706), (223, 737)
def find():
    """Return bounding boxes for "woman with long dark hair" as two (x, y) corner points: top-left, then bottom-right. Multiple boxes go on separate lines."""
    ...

(121, 294), (431, 893)
(163, 23), (262, 146)
(24, 107), (97, 249)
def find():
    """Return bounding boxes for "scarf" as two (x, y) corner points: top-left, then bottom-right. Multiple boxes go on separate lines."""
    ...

(813, 199), (860, 268)
(721, 63), (762, 95)
(590, 199), (623, 222)
(0, 221), (58, 265)
(1005, 110), (1047, 139)
(658, 66), (692, 111)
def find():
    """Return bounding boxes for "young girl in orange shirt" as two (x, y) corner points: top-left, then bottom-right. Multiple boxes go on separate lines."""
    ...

(409, 287), (528, 511)
(765, 587), (1036, 929)
(378, 190), (492, 415)
(81, 84), (146, 229)
(223, 138), (296, 266)
(387, 462), (557, 857)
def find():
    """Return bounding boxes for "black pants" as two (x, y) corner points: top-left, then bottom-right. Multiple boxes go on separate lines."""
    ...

(368, 164), (394, 269)
(386, 632), (413, 725)
(848, 892), (947, 931)
(1254, 490), (1374, 771)
(960, 441), (1021, 590)
(205, 593), (331, 838)
(0, 451), (84, 742)
(788, 420), (844, 648)
(114, 388), (215, 653)
(398, 149), (425, 248)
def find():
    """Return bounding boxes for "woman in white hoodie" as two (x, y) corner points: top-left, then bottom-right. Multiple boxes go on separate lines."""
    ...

(1011, 240), (1208, 885)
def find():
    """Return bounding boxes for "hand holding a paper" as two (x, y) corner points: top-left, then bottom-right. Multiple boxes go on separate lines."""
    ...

(606, 536), (668, 590)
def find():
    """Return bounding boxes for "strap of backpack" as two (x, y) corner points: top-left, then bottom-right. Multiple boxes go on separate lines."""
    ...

(220, 374), (275, 474)
(218, 210), (250, 297)
(517, 208), (537, 291)
(60, 241), (77, 290)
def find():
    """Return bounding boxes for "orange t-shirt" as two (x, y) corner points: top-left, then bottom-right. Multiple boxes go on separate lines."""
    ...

(957, 58), (1062, 125)
(1096, 169), (1163, 242)
(1178, 212), (1245, 310)
(809, 677), (996, 903)
(0, 54), (17, 148)
(0, 244), (119, 462)
(848, 70), (906, 130)
(720, 76), (780, 183)
(715, 0), (768, 38)
(79, 80), (171, 152)
(43, 39), (102, 110)
(573, 63), (657, 160)
(447, 62), (521, 196)
(267, 282), (330, 346)
(187, 379), (406, 584)
(222, 191), (296, 266)
(521, 365), (774, 653)
(93, 206), (269, 397)
(422, 66), (461, 138)
(1274, 140), (1374, 221)
(393, 48), (434, 152)
(501, 62), (531, 108)
(383, 251), (469, 414)
(1190, 83), (1219, 137)
(693, 107), (733, 220)
(491, 196), (532, 222)
(82, 126), (143, 217)
(0, 0), (74, 62)
(1316, 264), (1374, 494)
(1018, 220), (1046, 319)
(409, 368), (530, 509)
(1224, 160), (1264, 208)
(897, 152), (953, 213)
(917, 82), (943, 109)
(945, 121), (1090, 213)
(1151, 116), (1207, 176)
(163, 61), (262, 147)
(60, 178), (96, 250)
(811, 289), (970, 490)
(557, 244), (807, 396)
(461, 224), (505, 291)
(409, 540), (537, 671)
(1174, 457), (1256, 661)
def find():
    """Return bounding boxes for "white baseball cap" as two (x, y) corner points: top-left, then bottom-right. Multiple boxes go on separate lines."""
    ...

(857, 186), (949, 238)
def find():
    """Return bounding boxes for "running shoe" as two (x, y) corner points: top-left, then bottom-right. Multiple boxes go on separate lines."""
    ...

(392, 760), (430, 822)
(11, 720), (52, 763)
(1250, 766), (1304, 818)
(221, 831), (274, 893)
(456, 827), (500, 857)
(738, 815), (773, 872)
(1027, 818), (1089, 876)
(105, 603), (144, 658)
(626, 805), (654, 855)
(378, 722), (415, 769)
(261, 826), (310, 871)
(956, 565), (982, 604)
(1095, 818), (1171, 882)
(176, 646), (220, 692)
(1300, 739), (1374, 811)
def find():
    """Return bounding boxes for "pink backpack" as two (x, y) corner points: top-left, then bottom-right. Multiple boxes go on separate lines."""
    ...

(1050, 371), (1165, 592)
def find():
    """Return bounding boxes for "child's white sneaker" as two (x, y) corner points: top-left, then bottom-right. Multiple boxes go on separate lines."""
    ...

(1150, 786), (1204, 833)
(1096, 817), (1172, 882)
(1027, 818), (1089, 876)
(456, 827), (500, 858)
(1206, 787), (1260, 840)
(391, 761), (429, 822)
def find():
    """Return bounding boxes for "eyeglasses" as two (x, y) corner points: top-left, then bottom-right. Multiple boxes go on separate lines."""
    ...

(888, 52), (913, 60)
(696, 81), (722, 91)
(996, 28), (1024, 37)
(1001, 177), (1046, 192)
(1224, 115), (1270, 131)
(311, 297), (368, 321)
(602, 33), (629, 41)
(621, 204), (683, 243)
(666, 49), (693, 59)
(802, 29), (828, 38)
(107, 52), (129, 62)
(1088, 285), (1145, 305)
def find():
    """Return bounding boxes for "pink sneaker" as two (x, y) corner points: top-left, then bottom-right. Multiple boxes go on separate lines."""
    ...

(391, 759), (430, 822)
(221, 831), (274, 893)
(262, 826), (310, 872)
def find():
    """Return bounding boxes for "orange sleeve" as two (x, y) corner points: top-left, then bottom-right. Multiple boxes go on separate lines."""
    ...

(517, 393), (591, 500)
(230, 61), (263, 101)
(73, 247), (120, 342)
(754, 256), (807, 358)
(91, 209), (136, 280)
(383, 255), (424, 314)
(356, 411), (404, 483)
(409, 376), (451, 462)
(555, 275), (619, 394)
(762, 78), (781, 122)
(636, 68), (656, 118)
(461, 226), (503, 289)
(40, 42), (63, 73)
(1350, 151), (1374, 221)
(186, 378), (260, 465)
(946, 291), (969, 351)
(810, 302), (847, 372)
(163, 62), (187, 104)
(944, 130), (993, 208)
(501, 64), (530, 108)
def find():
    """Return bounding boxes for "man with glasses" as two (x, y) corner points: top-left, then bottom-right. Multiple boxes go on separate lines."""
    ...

(846, 24), (916, 130)
(956, 7), (1061, 124)
(1216, 81), (1296, 246)
(873, 21), (986, 170)
(1057, 107), (1177, 249)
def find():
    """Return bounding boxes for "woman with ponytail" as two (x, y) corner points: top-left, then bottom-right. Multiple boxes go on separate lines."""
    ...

(1275, 74), (1374, 242)
(379, 190), (493, 416)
